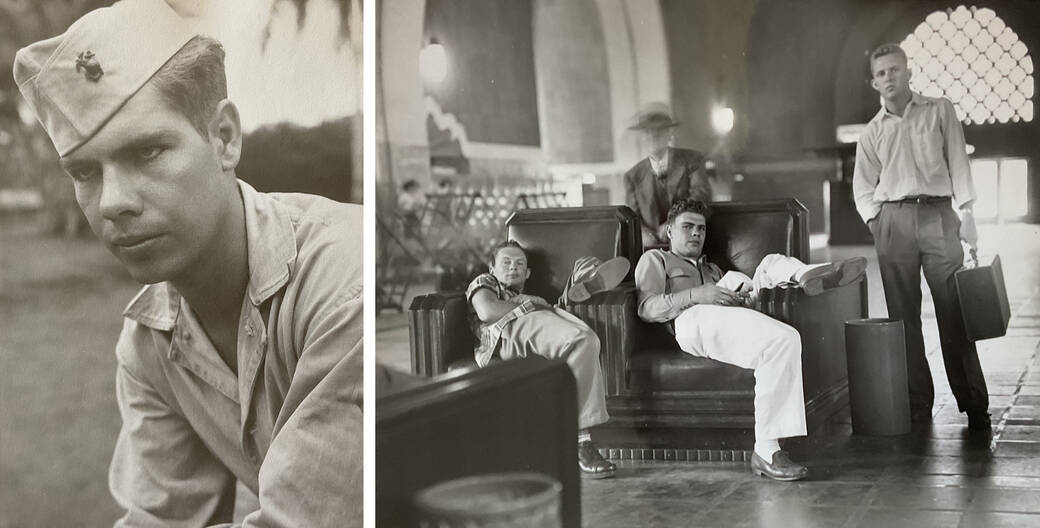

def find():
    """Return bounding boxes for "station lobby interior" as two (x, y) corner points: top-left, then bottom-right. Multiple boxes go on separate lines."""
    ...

(377, 1), (1040, 525)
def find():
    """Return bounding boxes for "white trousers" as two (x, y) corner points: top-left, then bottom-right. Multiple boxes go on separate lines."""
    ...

(499, 308), (610, 429)
(673, 305), (807, 441)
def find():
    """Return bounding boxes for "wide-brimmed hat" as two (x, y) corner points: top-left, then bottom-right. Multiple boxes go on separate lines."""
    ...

(628, 111), (680, 131)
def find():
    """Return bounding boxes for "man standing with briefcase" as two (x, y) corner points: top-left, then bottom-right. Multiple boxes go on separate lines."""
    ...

(852, 43), (991, 431)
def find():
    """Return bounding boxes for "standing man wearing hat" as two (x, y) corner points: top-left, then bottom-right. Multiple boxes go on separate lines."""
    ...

(625, 108), (713, 248)
(853, 43), (990, 431)
(14, 1), (362, 525)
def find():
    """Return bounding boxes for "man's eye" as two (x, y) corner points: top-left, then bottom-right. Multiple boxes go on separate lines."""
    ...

(68, 165), (100, 182)
(137, 145), (165, 160)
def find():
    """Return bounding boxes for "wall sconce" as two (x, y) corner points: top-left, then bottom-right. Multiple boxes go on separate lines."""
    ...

(420, 39), (448, 86)
(711, 106), (734, 135)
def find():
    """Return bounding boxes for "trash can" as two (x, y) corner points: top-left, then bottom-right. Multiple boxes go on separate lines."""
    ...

(415, 472), (562, 528)
(844, 318), (911, 436)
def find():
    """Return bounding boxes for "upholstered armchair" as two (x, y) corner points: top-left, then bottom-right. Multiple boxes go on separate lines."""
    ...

(408, 200), (867, 457)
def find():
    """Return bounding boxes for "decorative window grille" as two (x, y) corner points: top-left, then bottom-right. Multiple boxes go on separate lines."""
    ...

(901, 5), (1033, 125)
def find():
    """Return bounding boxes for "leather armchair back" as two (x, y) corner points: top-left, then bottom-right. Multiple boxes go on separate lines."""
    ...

(701, 200), (809, 276)
(507, 206), (641, 301)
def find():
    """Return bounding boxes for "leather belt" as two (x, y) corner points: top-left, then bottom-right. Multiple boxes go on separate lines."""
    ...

(886, 196), (951, 205)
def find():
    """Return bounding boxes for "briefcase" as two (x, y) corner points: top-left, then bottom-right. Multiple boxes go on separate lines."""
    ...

(955, 254), (1011, 341)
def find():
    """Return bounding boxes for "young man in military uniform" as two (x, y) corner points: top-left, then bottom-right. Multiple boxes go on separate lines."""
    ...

(14, 1), (362, 524)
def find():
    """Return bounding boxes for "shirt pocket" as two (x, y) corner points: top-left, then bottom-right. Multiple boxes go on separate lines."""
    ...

(665, 267), (697, 293)
(910, 130), (945, 172)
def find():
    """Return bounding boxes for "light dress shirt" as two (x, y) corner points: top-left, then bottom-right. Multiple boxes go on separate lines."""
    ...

(648, 149), (671, 176)
(634, 248), (724, 324)
(852, 92), (976, 223)
(109, 180), (363, 527)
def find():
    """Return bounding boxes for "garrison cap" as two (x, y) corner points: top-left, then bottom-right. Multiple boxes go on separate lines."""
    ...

(13, 0), (198, 156)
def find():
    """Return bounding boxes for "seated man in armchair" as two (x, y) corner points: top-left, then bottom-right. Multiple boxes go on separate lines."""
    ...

(634, 199), (866, 481)
(467, 241), (629, 479)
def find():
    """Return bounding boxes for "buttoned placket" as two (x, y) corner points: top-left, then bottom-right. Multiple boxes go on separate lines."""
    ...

(237, 303), (269, 467)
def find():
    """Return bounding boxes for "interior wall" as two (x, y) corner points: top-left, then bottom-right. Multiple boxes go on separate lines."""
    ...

(533, 0), (613, 165)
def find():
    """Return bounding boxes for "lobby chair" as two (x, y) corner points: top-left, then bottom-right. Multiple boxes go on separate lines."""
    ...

(376, 359), (580, 528)
(408, 200), (867, 457)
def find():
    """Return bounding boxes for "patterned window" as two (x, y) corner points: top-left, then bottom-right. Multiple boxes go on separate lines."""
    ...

(901, 5), (1033, 125)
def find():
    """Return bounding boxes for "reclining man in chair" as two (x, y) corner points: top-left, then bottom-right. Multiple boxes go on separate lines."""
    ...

(634, 199), (866, 481)
(467, 241), (629, 479)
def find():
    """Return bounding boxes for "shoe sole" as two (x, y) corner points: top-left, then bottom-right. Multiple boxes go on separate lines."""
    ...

(752, 467), (806, 481)
(568, 257), (630, 303)
(837, 257), (867, 286)
(581, 469), (616, 479)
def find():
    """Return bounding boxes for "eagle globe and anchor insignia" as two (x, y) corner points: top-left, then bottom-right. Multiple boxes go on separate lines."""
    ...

(75, 50), (103, 81)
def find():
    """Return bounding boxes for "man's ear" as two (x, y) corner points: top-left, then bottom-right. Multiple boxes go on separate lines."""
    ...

(524, 268), (531, 280)
(208, 99), (242, 172)
(870, 78), (880, 92)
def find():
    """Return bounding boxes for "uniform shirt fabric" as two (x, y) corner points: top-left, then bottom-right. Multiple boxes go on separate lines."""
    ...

(109, 180), (364, 527)
(852, 92), (976, 222)
(634, 248), (724, 324)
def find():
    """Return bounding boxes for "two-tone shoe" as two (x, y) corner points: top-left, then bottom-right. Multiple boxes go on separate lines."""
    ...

(750, 450), (808, 482)
(578, 440), (616, 479)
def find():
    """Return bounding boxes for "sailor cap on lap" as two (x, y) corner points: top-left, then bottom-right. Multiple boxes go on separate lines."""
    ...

(14, 0), (198, 156)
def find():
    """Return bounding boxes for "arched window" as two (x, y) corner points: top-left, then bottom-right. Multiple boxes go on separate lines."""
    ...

(901, 5), (1033, 125)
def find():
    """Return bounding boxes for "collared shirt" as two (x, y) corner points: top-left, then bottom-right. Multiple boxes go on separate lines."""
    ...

(109, 180), (363, 527)
(852, 92), (976, 222)
(648, 148), (671, 176)
(465, 273), (543, 367)
(634, 248), (724, 323)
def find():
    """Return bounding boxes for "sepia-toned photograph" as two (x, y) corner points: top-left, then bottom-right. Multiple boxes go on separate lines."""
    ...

(0, 0), (362, 525)
(375, 1), (1040, 526)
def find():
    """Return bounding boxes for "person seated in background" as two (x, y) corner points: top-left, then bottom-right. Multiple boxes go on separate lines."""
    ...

(624, 105), (713, 248)
(634, 199), (866, 481)
(467, 241), (630, 479)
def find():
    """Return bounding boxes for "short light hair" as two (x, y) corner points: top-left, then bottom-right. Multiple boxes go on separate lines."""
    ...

(489, 240), (527, 266)
(667, 198), (713, 224)
(869, 43), (908, 71)
(149, 36), (228, 137)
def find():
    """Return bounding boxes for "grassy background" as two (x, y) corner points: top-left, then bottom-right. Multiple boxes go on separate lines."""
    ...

(0, 219), (138, 527)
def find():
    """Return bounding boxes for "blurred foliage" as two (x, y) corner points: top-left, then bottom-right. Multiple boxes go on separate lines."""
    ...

(238, 116), (355, 203)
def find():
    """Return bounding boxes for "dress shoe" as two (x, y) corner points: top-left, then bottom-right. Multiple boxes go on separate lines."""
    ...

(750, 450), (808, 481)
(578, 441), (616, 479)
(968, 411), (992, 432)
(567, 257), (630, 303)
(797, 257), (868, 296)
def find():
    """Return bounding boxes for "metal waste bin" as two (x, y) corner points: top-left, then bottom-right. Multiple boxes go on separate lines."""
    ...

(415, 472), (562, 528)
(844, 318), (911, 436)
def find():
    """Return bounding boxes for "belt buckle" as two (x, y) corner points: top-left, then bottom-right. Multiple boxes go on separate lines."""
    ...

(915, 196), (927, 204)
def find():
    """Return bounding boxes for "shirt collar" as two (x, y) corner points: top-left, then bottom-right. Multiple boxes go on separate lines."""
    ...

(876, 91), (933, 120)
(649, 148), (671, 176)
(123, 179), (298, 330)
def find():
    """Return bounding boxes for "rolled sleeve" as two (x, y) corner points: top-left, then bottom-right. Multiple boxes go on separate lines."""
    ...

(634, 251), (694, 323)
(941, 98), (976, 208)
(853, 132), (883, 223)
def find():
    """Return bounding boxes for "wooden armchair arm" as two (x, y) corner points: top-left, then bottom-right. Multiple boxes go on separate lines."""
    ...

(561, 284), (638, 396)
(408, 291), (475, 376)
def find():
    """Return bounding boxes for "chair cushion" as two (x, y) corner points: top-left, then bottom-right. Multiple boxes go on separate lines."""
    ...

(628, 348), (754, 393)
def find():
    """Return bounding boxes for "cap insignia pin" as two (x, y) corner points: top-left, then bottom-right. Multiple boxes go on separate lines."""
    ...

(75, 51), (103, 82)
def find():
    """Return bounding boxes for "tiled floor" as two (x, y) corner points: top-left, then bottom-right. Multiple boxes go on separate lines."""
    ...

(376, 223), (1040, 527)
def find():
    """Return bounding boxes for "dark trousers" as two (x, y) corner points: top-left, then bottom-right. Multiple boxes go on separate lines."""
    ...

(871, 201), (989, 413)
